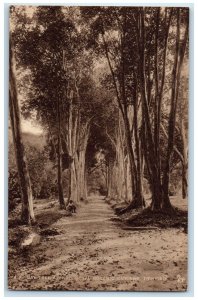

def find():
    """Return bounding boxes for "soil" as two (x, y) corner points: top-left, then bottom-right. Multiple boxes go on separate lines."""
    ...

(8, 196), (188, 291)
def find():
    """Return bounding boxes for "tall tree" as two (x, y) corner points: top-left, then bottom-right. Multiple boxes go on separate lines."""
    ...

(9, 38), (35, 224)
(13, 6), (98, 205)
(161, 8), (189, 208)
(136, 7), (188, 210)
(81, 7), (145, 209)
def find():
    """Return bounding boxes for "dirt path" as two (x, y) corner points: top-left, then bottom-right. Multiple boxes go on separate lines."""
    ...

(8, 196), (187, 291)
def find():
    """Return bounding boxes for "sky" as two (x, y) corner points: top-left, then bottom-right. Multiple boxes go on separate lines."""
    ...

(21, 119), (43, 135)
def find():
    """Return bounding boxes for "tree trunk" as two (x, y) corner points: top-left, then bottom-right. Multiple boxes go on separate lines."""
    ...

(84, 166), (88, 200)
(9, 43), (35, 224)
(102, 32), (143, 209)
(180, 110), (188, 199)
(68, 167), (72, 203)
(57, 96), (65, 209)
(70, 158), (78, 202)
(107, 161), (113, 198)
(182, 163), (188, 199)
(137, 8), (162, 211)
(133, 93), (145, 207)
(162, 8), (188, 210)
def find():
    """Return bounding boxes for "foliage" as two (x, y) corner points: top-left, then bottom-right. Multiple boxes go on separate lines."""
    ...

(9, 132), (58, 205)
(9, 6), (189, 212)
(8, 170), (21, 211)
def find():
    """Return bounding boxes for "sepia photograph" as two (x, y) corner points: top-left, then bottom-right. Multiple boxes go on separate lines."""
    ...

(8, 5), (189, 292)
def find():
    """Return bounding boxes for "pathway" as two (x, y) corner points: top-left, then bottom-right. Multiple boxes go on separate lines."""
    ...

(8, 196), (187, 291)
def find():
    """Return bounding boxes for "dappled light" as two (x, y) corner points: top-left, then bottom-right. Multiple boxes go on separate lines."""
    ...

(8, 6), (188, 292)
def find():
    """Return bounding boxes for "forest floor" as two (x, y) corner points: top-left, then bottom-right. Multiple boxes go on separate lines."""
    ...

(8, 196), (188, 292)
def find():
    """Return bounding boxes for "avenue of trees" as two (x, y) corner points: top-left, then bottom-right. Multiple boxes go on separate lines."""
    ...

(9, 6), (189, 224)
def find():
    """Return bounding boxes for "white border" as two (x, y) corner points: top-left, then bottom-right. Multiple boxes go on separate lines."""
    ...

(1, 1), (196, 299)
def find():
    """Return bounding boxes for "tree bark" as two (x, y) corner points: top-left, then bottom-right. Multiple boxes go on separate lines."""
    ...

(181, 125), (188, 199)
(137, 8), (162, 210)
(182, 163), (188, 199)
(9, 42), (35, 224)
(162, 8), (188, 210)
(102, 32), (143, 208)
(57, 96), (65, 209)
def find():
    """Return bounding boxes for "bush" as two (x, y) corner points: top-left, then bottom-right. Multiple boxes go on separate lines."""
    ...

(9, 140), (57, 202)
(8, 171), (21, 211)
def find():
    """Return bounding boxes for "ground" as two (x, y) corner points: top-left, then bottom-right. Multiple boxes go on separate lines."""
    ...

(8, 196), (187, 291)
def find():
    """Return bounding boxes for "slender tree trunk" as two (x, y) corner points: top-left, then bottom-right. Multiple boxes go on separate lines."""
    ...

(162, 8), (188, 210)
(102, 32), (142, 208)
(137, 8), (163, 211)
(107, 161), (113, 198)
(57, 96), (65, 209)
(68, 168), (71, 203)
(120, 26), (143, 208)
(9, 43), (35, 224)
(133, 92), (145, 207)
(124, 155), (128, 202)
(84, 167), (88, 199)
(180, 110), (188, 199)
(70, 158), (78, 202)
(182, 163), (188, 199)
(161, 11), (180, 210)
(78, 150), (84, 199)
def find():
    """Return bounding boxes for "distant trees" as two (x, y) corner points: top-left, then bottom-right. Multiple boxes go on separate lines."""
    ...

(106, 111), (128, 202)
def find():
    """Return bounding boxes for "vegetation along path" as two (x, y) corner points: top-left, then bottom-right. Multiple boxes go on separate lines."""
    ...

(8, 196), (187, 291)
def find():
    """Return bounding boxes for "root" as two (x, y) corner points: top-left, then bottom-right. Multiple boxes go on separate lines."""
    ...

(115, 198), (144, 215)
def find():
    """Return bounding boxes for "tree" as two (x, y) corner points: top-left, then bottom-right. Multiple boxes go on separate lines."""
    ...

(81, 7), (146, 209)
(13, 6), (99, 205)
(161, 8), (188, 208)
(9, 38), (35, 224)
(81, 6), (188, 211)
(10, 6), (189, 215)
(136, 7), (188, 210)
